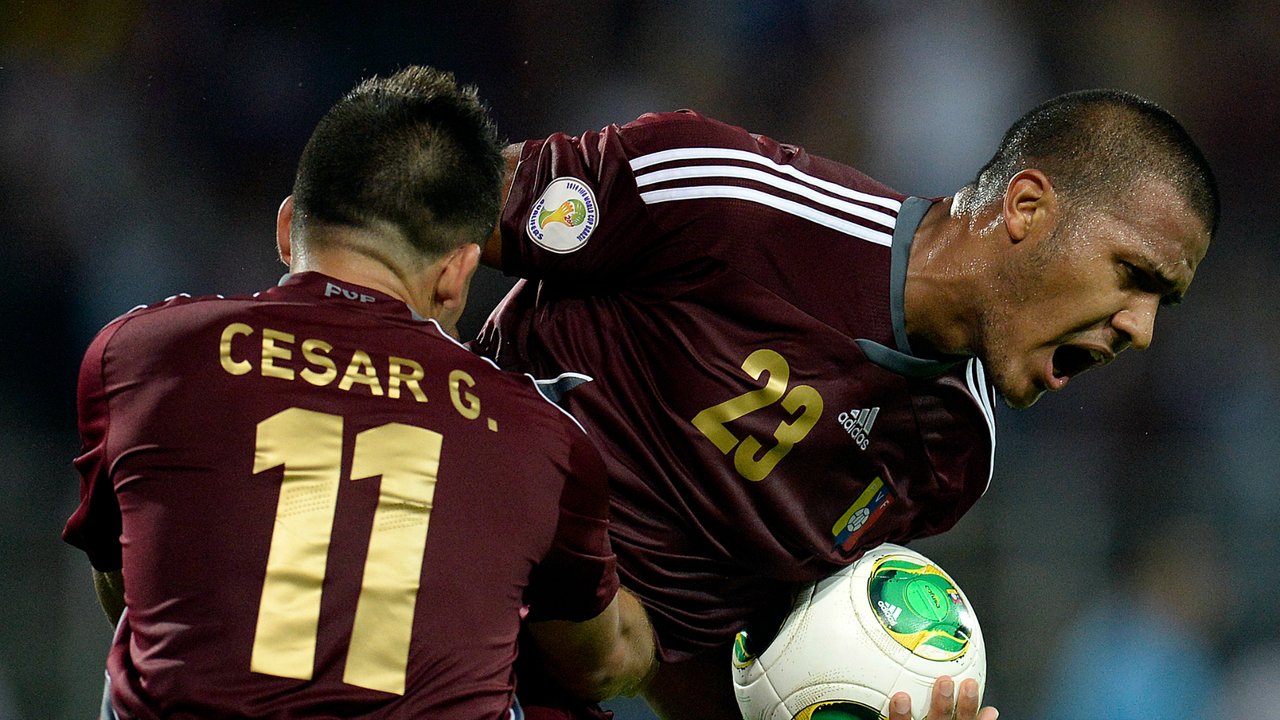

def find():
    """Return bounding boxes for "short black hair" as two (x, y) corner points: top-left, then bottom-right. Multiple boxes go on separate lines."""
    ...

(961, 89), (1220, 237)
(292, 66), (504, 257)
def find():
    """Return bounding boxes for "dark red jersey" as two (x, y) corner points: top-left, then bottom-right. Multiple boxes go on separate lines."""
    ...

(474, 111), (997, 661)
(64, 272), (618, 719)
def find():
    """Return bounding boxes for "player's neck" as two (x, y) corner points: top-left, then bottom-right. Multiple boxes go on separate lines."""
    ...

(901, 197), (990, 358)
(292, 243), (438, 321)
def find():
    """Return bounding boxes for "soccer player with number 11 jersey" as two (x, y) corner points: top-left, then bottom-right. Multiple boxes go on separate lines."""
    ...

(64, 67), (656, 720)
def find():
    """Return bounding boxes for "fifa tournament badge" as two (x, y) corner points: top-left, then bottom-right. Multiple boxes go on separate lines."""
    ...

(526, 177), (598, 253)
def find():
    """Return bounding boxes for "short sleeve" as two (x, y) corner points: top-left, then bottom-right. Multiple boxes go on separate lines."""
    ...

(61, 320), (124, 571)
(499, 115), (675, 287)
(523, 428), (619, 623)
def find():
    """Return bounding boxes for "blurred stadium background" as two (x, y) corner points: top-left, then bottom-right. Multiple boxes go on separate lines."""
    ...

(2, 1), (1276, 718)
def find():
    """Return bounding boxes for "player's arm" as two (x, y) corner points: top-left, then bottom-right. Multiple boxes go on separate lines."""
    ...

(92, 569), (126, 627)
(479, 144), (522, 270)
(527, 586), (658, 701)
(65, 321), (130, 629)
(523, 416), (657, 701)
(477, 119), (666, 287)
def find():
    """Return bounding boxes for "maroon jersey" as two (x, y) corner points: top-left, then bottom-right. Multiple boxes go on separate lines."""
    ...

(63, 272), (617, 719)
(474, 111), (997, 661)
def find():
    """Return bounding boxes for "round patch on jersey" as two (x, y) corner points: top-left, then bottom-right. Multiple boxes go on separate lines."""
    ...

(526, 177), (598, 253)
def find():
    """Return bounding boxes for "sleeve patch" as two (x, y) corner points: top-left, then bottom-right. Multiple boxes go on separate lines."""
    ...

(526, 177), (599, 253)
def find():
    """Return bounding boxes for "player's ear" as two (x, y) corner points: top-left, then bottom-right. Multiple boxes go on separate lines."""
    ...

(435, 242), (482, 312)
(428, 243), (481, 338)
(276, 196), (295, 266)
(1002, 169), (1054, 243)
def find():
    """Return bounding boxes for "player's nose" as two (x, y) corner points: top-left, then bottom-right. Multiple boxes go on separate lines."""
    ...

(1112, 295), (1158, 351)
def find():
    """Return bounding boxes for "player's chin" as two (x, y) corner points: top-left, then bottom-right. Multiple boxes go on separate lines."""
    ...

(995, 378), (1046, 410)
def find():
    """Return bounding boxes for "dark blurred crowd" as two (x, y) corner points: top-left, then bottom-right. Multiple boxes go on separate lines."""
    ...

(2, 2), (1276, 718)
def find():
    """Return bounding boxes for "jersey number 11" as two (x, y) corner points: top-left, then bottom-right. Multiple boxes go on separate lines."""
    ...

(249, 407), (441, 696)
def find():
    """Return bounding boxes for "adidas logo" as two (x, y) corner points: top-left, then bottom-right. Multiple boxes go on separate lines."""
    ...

(877, 600), (903, 628)
(837, 407), (879, 450)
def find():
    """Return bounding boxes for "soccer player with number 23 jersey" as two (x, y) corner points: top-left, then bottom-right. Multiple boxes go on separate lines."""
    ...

(478, 91), (1217, 719)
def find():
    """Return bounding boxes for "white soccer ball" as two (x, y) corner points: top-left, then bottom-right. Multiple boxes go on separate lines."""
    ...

(732, 543), (986, 720)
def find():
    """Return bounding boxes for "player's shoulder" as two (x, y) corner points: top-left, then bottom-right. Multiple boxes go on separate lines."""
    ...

(477, 366), (589, 435)
(623, 108), (728, 131)
(617, 109), (902, 199)
(77, 293), (247, 379)
(111, 291), (218, 318)
(432, 324), (592, 439)
(90, 291), (239, 342)
(107, 286), (273, 321)
(471, 367), (598, 462)
(618, 108), (757, 152)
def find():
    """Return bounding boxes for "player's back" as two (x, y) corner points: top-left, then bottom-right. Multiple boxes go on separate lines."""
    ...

(72, 272), (610, 719)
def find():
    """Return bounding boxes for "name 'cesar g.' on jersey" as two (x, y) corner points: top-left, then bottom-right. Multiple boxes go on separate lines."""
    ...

(217, 321), (490, 423)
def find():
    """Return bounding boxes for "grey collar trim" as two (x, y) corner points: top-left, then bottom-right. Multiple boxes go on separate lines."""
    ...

(869, 197), (965, 378)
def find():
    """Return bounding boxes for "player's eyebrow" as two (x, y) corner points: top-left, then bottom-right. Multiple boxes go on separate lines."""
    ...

(1143, 265), (1184, 306)
(1124, 256), (1185, 307)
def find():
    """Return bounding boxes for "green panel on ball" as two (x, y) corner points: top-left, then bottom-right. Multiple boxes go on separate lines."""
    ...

(732, 630), (754, 669)
(867, 556), (973, 660)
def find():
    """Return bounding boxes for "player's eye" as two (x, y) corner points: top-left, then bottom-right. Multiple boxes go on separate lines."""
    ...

(1121, 261), (1182, 307)
(1119, 261), (1142, 284)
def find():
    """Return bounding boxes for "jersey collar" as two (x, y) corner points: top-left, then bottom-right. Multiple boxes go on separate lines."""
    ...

(276, 272), (427, 321)
(855, 197), (966, 379)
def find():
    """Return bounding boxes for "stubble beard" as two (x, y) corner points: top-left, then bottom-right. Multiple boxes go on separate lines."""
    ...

(976, 225), (1067, 410)
(974, 311), (1042, 410)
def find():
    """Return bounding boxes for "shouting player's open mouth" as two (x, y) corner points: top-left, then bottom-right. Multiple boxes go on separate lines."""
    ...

(1047, 344), (1113, 390)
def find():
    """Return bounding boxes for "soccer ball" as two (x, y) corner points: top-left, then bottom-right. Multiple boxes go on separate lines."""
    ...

(732, 543), (986, 720)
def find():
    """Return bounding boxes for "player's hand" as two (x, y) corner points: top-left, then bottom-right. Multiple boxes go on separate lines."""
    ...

(887, 676), (998, 720)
